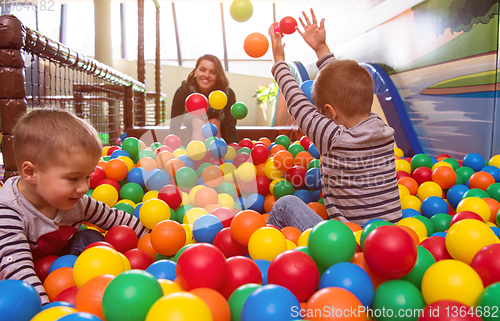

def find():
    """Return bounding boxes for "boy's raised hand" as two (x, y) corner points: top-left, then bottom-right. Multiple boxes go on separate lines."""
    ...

(268, 22), (285, 62)
(297, 8), (330, 58)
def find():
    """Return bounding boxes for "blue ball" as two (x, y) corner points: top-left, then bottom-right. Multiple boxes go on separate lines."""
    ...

(197, 176), (207, 186)
(308, 144), (320, 159)
(241, 284), (301, 321)
(481, 166), (500, 182)
(304, 167), (322, 190)
(463, 153), (486, 172)
(236, 196), (247, 210)
(254, 259), (271, 285)
(178, 154), (195, 169)
(490, 226), (500, 238)
(209, 139), (228, 158)
(41, 301), (74, 311)
(402, 208), (421, 218)
(420, 196), (449, 219)
(446, 184), (470, 208)
(58, 312), (104, 321)
(430, 231), (447, 238)
(202, 123), (218, 138)
(127, 167), (148, 188)
(110, 149), (131, 160)
(146, 260), (177, 280)
(146, 169), (170, 191)
(246, 193), (265, 213)
(192, 214), (223, 244)
(311, 189), (321, 202)
(48, 255), (78, 274)
(0, 280), (42, 321)
(294, 189), (313, 204)
(268, 142), (276, 152)
(133, 202), (144, 219)
(319, 262), (374, 307)
(119, 132), (127, 142)
(430, 157), (438, 166)
(362, 218), (383, 228)
(300, 80), (314, 103)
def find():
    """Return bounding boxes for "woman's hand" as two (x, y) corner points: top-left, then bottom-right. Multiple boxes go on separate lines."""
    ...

(268, 22), (285, 62)
(297, 8), (330, 58)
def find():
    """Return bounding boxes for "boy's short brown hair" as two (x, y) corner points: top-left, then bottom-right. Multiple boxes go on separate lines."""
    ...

(12, 108), (102, 171)
(311, 59), (374, 118)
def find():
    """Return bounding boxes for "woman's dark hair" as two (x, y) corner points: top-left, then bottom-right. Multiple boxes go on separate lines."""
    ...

(186, 54), (230, 92)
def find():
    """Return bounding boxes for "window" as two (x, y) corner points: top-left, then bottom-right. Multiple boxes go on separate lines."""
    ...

(66, 2), (95, 57)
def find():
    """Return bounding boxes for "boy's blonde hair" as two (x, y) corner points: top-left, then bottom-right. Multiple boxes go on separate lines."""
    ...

(12, 108), (102, 171)
(311, 59), (374, 118)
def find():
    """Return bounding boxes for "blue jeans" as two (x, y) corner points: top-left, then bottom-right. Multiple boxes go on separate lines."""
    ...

(267, 195), (324, 232)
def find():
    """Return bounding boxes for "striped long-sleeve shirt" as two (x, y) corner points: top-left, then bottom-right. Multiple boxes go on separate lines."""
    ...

(0, 176), (150, 304)
(271, 53), (402, 226)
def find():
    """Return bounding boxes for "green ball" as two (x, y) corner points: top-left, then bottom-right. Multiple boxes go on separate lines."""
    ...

(318, 197), (324, 206)
(308, 159), (321, 170)
(204, 137), (217, 150)
(155, 253), (173, 261)
(113, 203), (135, 215)
(413, 215), (435, 236)
(150, 142), (162, 151)
(174, 167), (198, 190)
(170, 244), (194, 262)
(216, 182), (238, 199)
(430, 213), (452, 232)
(275, 135), (291, 149)
(119, 182), (144, 204)
(463, 188), (490, 199)
(169, 208), (178, 222)
(175, 204), (194, 224)
(102, 155), (111, 162)
(230, 102), (248, 119)
(234, 202), (242, 212)
(486, 182), (500, 203)
(122, 137), (140, 158)
(308, 220), (357, 269)
(272, 180), (295, 199)
(496, 209), (500, 227)
(85, 189), (94, 197)
(476, 283), (500, 321)
(229, 0), (253, 22)
(411, 153), (433, 170)
(288, 144), (305, 158)
(228, 283), (261, 321)
(360, 220), (393, 248)
(372, 280), (425, 321)
(456, 166), (475, 183)
(139, 149), (156, 160)
(442, 158), (460, 170)
(400, 245), (436, 290)
(197, 162), (212, 178)
(102, 270), (163, 321)
(78, 224), (87, 230)
(293, 246), (311, 256)
(454, 173), (464, 185)
(237, 147), (251, 155)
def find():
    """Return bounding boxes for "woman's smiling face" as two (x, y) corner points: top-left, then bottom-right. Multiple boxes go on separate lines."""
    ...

(194, 59), (217, 95)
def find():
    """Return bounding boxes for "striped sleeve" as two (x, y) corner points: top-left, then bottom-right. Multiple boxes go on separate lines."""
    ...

(271, 54), (339, 155)
(0, 207), (48, 304)
(81, 196), (150, 238)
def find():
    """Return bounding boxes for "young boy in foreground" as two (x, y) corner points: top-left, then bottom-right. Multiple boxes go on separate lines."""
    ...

(267, 9), (402, 231)
(0, 108), (150, 304)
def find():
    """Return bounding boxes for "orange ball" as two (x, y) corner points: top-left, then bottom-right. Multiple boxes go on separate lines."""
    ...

(432, 166), (457, 189)
(195, 186), (219, 208)
(97, 160), (107, 171)
(190, 287), (231, 321)
(75, 274), (114, 320)
(137, 233), (158, 260)
(344, 222), (362, 233)
(156, 151), (175, 169)
(281, 226), (302, 245)
(270, 144), (286, 157)
(243, 32), (269, 58)
(398, 177), (419, 196)
(151, 220), (187, 256)
(202, 165), (224, 188)
(398, 225), (420, 245)
(230, 209), (267, 246)
(256, 163), (266, 177)
(164, 158), (185, 179)
(261, 213), (270, 222)
(469, 171), (496, 191)
(104, 158), (129, 181)
(136, 157), (157, 172)
(274, 150), (294, 172)
(205, 204), (220, 213)
(306, 287), (366, 321)
(483, 198), (500, 224)
(294, 151), (313, 168)
(44, 267), (77, 302)
(351, 252), (387, 289)
(307, 202), (328, 220)
(264, 194), (277, 213)
(259, 137), (272, 148)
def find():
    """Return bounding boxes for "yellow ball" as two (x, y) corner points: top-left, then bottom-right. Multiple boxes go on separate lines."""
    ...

(489, 154), (500, 169)
(236, 162), (257, 183)
(218, 193), (235, 210)
(400, 195), (422, 212)
(248, 227), (287, 261)
(264, 160), (284, 180)
(183, 207), (208, 225)
(353, 229), (362, 246)
(30, 307), (77, 321)
(189, 186), (205, 205)
(158, 279), (183, 296)
(456, 197), (491, 223)
(186, 140), (207, 161)
(208, 90), (228, 110)
(395, 159), (412, 174)
(397, 217), (428, 238)
(286, 239), (297, 250)
(173, 148), (187, 158)
(417, 181), (443, 202)
(297, 228), (312, 247)
(118, 252), (131, 271)
(445, 219), (499, 264)
(181, 223), (196, 245)
(421, 259), (484, 307)
(145, 292), (212, 321)
(224, 146), (237, 161)
(73, 246), (126, 287)
(270, 178), (285, 194)
(181, 191), (190, 206)
(394, 147), (404, 158)
(102, 146), (110, 157)
(398, 184), (410, 198)
(143, 190), (159, 202)
(139, 199), (171, 229)
(431, 161), (453, 172)
(116, 199), (136, 208)
(92, 184), (118, 207)
(117, 156), (135, 171)
(221, 163), (237, 183)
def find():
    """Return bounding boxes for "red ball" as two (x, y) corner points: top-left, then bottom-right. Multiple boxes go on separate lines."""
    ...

(176, 243), (228, 291)
(163, 134), (182, 150)
(219, 256), (262, 299)
(158, 184), (183, 210)
(213, 228), (249, 258)
(107, 146), (120, 156)
(54, 286), (79, 306)
(239, 138), (254, 150)
(256, 175), (271, 196)
(211, 207), (236, 228)
(279, 16), (297, 34)
(285, 165), (307, 188)
(103, 225), (138, 253)
(396, 171), (411, 180)
(450, 211), (484, 226)
(155, 145), (173, 155)
(267, 250), (319, 302)
(33, 255), (58, 283)
(419, 236), (453, 261)
(470, 243), (500, 287)
(233, 153), (251, 168)
(97, 179), (121, 193)
(124, 248), (154, 270)
(90, 166), (106, 189)
(251, 145), (269, 165)
(299, 136), (312, 151)
(412, 166), (432, 186)
(419, 300), (482, 321)
(185, 93), (209, 117)
(363, 225), (418, 279)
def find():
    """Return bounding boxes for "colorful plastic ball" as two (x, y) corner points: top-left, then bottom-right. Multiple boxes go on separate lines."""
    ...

(432, 165), (457, 189)
(286, 165), (307, 188)
(417, 181), (443, 202)
(126, 167), (147, 189)
(243, 32), (269, 58)
(102, 225), (137, 254)
(359, 219), (393, 248)
(372, 280), (426, 320)
(189, 287), (231, 321)
(273, 179), (295, 199)
(421, 259), (484, 307)
(229, 0), (253, 22)
(363, 225), (418, 279)
(248, 226), (287, 261)
(185, 93), (209, 116)
(30, 307), (77, 321)
(246, 193), (265, 213)
(117, 182), (142, 204)
(447, 184), (470, 208)
(236, 162), (257, 183)
(470, 243), (500, 287)
(411, 153), (433, 170)
(145, 292), (212, 321)
(399, 245), (436, 291)
(306, 287), (366, 320)
(420, 301), (481, 321)
(192, 214), (223, 243)
(57, 312), (105, 321)
(213, 227), (248, 258)
(92, 184), (118, 207)
(469, 171), (495, 191)
(48, 255), (77, 275)
(0, 279), (42, 321)
(44, 267), (76, 301)
(308, 220), (357, 269)
(463, 153), (486, 172)
(420, 196), (449, 219)
(486, 182), (500, 202)
(278, 16), (297, 34)
(186, 140), (206, 161)
(230, 102), (248, 119)
(145, 260), (177, 281)
(194, 186), (219, 208)
(102, 270), (163, 321)
(208, 90), (228, 110)
(211, 207), (236, 228)
(220, 256), (262, 299)
(34, 255), (58, 283)
(241, 284), (300, 321)
(230, 210), (266, 246)
(209, 139), (228, 159)
(293, 189), (313, 204)
(413, 166), (433, 186)
(174, 167), (198, 190)
(456, 197), (491, 222)
(430, 213), (452, 232)
(73, 246), (126, 288)
(420, 236), (453, 261)
(104, 158), (129, 182)
(163, 134), (181, 151)
(481, 165), (500, 182)
(144, 169), (169, 191)
(74, 275), (114, 320)
(250, 144), (269, 165)
(307, 143), (319, 159)
(398, 176), (419, 196)
(121, 137), (140, 158)
(158, 184), (183, 210)
(123, 248), (153, 270)
(150, 220), (186, 256)
(476, 283), (500, 321)
(463, 187), (490, 199)
(450, 211), (484, 226)
(139, 199), (171, 229)
(89, 166), (106, 189)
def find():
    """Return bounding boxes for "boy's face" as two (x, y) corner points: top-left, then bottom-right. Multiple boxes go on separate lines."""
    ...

(33, 151), (100, 213)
